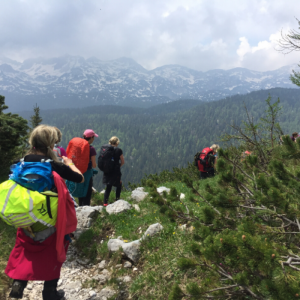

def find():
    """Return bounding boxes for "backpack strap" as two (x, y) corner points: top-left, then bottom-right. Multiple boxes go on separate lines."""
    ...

(46, 195), (53, 219)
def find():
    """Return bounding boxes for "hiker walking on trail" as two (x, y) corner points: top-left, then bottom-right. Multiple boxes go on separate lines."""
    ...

(98, 136), (125, 206)
(3, 125), (83, 300)
(77, 129), (98, 206)
(195, 144), (219, 180)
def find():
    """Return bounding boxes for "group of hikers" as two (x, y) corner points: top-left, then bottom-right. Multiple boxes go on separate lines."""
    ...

(0, 123), (221, 299)
(0, 125), (124, 300)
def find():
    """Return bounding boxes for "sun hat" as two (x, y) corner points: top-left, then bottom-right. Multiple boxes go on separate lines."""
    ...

(83, 129), (98, 138)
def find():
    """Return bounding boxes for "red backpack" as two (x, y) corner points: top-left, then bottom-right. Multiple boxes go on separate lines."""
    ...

(66, 138), (90, 174)
(197, 147), (214, 172)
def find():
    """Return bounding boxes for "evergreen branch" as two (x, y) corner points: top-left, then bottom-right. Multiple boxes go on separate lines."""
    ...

(190, 184), (221, 215)
(204, 285), (239, 293)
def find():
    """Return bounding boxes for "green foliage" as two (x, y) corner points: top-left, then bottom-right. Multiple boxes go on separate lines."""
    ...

(30, 104), (43, 129)
(0, 95), (29, 183)
(168, 284), (183, 300)
(17, 88), (300, 190)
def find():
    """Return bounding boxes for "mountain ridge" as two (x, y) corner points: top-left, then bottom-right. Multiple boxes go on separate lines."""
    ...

(0, 55), (299, 111)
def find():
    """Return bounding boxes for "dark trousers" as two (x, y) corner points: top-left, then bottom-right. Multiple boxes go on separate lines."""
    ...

(104, 182), (122, 204)
(200, 168), (215, 179)
(12, 278), (59, 289)
(79, 177), (93, 206)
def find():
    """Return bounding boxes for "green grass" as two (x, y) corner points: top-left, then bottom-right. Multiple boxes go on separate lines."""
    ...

(0, 220), (16, 295)
(75, 176), (218, 299)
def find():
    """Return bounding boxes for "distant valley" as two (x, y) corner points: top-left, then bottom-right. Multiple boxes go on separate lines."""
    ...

(0, 55), (299, 111)
(18, 88), (300, 189)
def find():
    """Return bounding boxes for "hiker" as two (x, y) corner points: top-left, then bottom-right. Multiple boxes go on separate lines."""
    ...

(196, 144), (219, 179)
(5, 125), (83, 300)
(53, 127), (67, 157)
(291, 132), (299, 142)
(100, 136), (125, 206)
(77, 129), (98, 206)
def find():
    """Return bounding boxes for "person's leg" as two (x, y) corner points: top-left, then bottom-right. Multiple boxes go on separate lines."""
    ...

(200, 172), (208, 179)
(208, 168), (215, 177)
(78, 177), (93, 206)
(115, 181), (122, 200)
(9, 279), (28, 299)
(104, 184), (112, 205)
(84, 177), (93, 206)
(43, 278), (64, 300)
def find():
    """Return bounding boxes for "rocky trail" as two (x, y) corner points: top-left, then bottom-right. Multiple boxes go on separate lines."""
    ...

(12, 187), (168, 300)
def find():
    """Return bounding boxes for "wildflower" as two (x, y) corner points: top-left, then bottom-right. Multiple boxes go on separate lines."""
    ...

(124, 240), (128, 243)
(173, 232), (175, 234)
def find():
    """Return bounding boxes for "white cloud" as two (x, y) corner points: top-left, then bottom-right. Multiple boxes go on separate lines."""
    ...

(0, 0), (299, 71)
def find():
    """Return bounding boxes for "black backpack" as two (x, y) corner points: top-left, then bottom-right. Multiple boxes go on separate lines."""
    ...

(98, 144), (115, 173)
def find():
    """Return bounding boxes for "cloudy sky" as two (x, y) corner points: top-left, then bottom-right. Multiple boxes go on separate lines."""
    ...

(1, 0), (300, 71)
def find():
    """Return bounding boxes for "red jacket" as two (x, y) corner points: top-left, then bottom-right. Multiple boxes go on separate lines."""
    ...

(198, 147), (214, 172)
(53, 171), (77, 262)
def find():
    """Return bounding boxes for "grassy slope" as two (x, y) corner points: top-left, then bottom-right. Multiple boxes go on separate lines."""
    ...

(0, 221), (16, 295)
(77, 176), (218, 299)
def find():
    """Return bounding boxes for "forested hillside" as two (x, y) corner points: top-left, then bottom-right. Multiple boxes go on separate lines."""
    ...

(18, 88), (300, 190)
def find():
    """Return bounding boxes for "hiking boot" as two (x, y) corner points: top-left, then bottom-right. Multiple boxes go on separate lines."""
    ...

(9, 280), (27, 299)
(42, 287), (65, 300)
(103, 203), (108, 207)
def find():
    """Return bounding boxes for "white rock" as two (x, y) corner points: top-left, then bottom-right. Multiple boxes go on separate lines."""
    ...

(94, 274), (109, 284)
(133, 267), (138, 271)
(180, 193), (185, 200)
(98, 287), (116, 299)
(123, 275), (132, 283)
(100, 189), (105, 194)
(136, 187), (145, 192)
(179, 224), (187, 231)
(122, 240), (141, 263)
(89, 290), (97, 297)
(77, 206), (100, 219)
(123, 261), (132, 268)
(115, 264), (122, 269)
(98, 260), (106, 270)
(157, 186), (170, 195)
(107, 239), (125, 252)
(131, 188), (148, 202)
(92, 187), (97, 193)
(142, 223), (163, 239)
(133, 204), (140, 212)
(105, 200), (132, 215)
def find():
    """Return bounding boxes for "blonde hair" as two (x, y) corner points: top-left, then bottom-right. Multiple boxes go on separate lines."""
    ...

(27, 125), (60, 162)
(210, 144), (220, 153)
(109, 136), (120, 146)
(53, 127), (62, 143)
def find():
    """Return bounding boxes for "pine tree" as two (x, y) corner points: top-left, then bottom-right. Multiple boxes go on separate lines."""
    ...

(147, 97), (300, 299)
(278, 18), (300, 87)
(0, 95), (28, 183)
(30, 103), (42, 129)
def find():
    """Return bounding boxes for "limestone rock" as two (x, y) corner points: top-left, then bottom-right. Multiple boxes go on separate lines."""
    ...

(122, 240), (141, 263)
(131, 188), (148, 202)
(179, 224), (187, 231)
(157, 186), (170, 195)
(142, 223), (163, 239)
(105, 200), (132, 215)
(180, 193), (185, 200)
(108, 239), (125, 252)
(122, 275), (132, 283)
(133, 204), (140, 212)
(98, 260), (106, 270)
(97, 287), (116, 300)
(124, 261), (132, 268)
(100, 189), (105, 194)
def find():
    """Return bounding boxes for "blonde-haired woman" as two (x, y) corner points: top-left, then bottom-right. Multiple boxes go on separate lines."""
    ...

(103, 136), (125, 206)
(6, 125), (83, 300)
